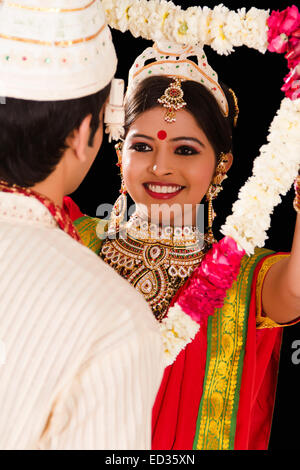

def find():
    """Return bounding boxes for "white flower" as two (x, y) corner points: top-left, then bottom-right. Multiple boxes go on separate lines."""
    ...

(243, 7), (269, 53)
(149, 0), (179, 41)
(209, 4), (234, 55)
(102, 1), (271, 54)
(186, 7), (205, 44)
(101, 0), (119, 29)
(223, 9), (246, 47)
(126, 0), (150, 38)
(114, 0), (134, 32)
(197, 6), (213, 45)
(178, 6), (203, 45)
(159, 304), (199, 366)
(163, 7), (190, 44)
(134, 0), (180, 42)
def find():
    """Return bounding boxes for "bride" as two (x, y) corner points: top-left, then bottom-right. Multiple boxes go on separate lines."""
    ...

(65, 42), (300, 450)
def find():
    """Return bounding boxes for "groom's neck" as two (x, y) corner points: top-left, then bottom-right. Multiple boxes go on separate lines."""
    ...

(31, 162), (65, 208)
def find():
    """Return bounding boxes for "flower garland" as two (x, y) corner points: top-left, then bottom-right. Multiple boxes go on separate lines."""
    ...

(162, 10), (300, 365)
(160, 94), (300, 364)
(102, 0), (270, 55)
(221, 96), (300, 254)
(103, 2), (300, 365)
(222, 6), (300, 254)
(159, 304), (200, 366)
(160, 237), (244, 366)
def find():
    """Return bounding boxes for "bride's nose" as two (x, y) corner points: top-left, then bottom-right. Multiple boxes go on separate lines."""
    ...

(148, 149), (173, 176)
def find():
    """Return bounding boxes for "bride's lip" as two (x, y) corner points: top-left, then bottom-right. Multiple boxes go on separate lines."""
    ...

(143, 182), (185, 200)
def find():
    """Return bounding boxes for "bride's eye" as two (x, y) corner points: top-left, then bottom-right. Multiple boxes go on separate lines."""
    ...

(130, 142), (152, 152)
(175, 145), (199, 156)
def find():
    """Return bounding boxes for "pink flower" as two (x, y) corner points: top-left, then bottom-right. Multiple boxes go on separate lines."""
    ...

(285, 34), (300, 68)
(268, 33), (289, 54)
(268, 5), (300, 37)
(268, 6), (300, 53)
(282, 67), (300, 100)
(177, 237), (245, 324)
(267, 6), (300, 99)
(280, 5), (300, 34)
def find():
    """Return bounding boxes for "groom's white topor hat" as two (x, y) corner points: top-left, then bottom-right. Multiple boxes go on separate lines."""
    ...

(0, 0), (117, 100)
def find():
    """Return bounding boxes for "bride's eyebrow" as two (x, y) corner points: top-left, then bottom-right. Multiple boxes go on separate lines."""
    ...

(130, 133), (154, 141)
(171, 137), (205, 148)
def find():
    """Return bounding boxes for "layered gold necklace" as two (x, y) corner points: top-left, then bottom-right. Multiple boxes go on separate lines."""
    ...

(100, 214), (210, 321)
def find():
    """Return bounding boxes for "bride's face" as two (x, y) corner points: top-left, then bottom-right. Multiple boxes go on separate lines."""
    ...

(122, 106), (217, 226)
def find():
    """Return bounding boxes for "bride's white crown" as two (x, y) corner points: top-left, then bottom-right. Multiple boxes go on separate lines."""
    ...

(105, 39), (229, 141)
(127, 40), (229, 116)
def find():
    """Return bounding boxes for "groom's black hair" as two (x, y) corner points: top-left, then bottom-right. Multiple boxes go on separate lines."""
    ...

(0, 83), (110, 187)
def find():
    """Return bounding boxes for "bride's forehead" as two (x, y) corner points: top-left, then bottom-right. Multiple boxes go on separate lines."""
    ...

(128, 107), (206, 138)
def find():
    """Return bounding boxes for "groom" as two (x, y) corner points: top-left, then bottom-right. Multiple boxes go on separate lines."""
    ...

(0, 0), (163, 450)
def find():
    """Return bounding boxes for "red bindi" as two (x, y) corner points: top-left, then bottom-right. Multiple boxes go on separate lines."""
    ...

(157, 130), (167, 140)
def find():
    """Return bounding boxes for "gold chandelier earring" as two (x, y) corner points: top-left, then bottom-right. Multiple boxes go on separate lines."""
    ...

(109, 142), (127, 232)
(205, 152), (231, 245)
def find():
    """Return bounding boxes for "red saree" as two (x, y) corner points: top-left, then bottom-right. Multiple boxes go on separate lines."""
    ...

(152, 252), (284, 450)
(64, 196), (288, 450)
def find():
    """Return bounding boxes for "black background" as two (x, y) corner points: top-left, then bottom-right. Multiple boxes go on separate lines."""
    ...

(72, 1), (300, 449)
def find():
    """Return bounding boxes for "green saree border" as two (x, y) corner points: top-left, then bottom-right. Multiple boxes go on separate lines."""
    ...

(74, 216), (108, 255)
(193, 248), (272, 450)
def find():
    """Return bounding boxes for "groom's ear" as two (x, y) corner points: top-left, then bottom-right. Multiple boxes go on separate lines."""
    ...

(65, 114), (93, 163)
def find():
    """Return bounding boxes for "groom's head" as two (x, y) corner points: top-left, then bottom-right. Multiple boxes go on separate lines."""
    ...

(0, 85), (110, 193)
(0, 0), (117, 194)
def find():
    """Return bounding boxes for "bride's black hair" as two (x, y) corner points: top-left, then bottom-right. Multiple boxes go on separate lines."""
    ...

(125, 75), (237, 161)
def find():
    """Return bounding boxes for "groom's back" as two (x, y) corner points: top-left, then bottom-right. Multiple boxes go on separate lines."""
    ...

(0, 193), (163, 449)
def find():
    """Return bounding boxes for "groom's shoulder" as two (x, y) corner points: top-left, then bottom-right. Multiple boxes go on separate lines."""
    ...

(35, 227), (159, 331)
(44, 226), (128, 287)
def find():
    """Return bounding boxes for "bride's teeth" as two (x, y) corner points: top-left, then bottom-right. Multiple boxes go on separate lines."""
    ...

(147, 184), (181, 194)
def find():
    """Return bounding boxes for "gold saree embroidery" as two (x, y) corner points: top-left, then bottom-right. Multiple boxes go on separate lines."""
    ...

(194, 248), (271, 450)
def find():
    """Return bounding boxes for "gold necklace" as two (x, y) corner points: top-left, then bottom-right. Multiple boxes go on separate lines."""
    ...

(101, 215), (210, 321)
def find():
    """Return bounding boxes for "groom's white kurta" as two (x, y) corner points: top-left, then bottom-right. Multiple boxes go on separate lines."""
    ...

(0, 191), (164, 450)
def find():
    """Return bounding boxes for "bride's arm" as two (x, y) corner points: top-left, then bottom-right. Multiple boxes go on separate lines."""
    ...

(262, 213), (300, 324)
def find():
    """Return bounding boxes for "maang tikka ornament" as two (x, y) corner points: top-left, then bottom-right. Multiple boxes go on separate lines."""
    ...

(206, 152), (231, 244)
(158, 77), (187, 123)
